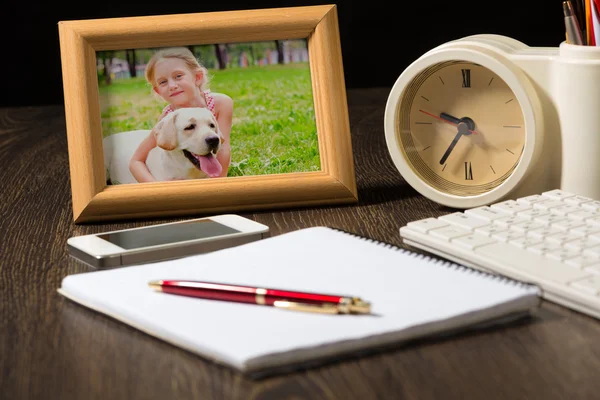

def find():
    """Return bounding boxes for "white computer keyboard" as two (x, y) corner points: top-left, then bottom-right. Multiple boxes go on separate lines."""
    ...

(400, 189), (600, 320)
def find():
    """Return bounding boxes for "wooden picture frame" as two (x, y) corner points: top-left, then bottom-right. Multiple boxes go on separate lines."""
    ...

(58, 4), (357, 223)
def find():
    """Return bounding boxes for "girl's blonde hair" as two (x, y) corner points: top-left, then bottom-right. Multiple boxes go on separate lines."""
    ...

(145, 47), (210, 99)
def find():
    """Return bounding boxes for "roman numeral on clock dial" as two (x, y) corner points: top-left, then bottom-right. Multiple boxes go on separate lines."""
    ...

(462, 69), (471, 88)
(464, 162), (473, 180)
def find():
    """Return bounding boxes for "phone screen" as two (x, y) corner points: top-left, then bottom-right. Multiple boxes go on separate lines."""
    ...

(97, 219), (240, 250)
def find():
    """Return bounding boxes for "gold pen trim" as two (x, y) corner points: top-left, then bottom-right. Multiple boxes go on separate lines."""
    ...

(345, 297), (371, 314)
(255, 288), (267, 305)
(148, 280), (164, 292)
(273, 300), (340, 314)
(273, 299), (372, 315)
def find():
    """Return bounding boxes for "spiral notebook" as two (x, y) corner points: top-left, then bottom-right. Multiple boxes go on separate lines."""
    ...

(57, 226), (541, 377)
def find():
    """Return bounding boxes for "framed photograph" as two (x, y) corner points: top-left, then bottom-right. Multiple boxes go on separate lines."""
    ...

(58, 5), (357, 223)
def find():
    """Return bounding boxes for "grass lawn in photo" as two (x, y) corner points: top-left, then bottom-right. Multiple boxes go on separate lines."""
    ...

(99, 62), (320, 178)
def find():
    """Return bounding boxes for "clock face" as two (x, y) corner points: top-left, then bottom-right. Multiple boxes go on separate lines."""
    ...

(396, 60), (526, 196)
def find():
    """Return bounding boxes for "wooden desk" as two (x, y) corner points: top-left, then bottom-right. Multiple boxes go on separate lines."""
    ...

(2, 88), (600, 399)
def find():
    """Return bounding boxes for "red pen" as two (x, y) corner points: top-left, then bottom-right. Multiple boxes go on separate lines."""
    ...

(148, 280), (371, 314)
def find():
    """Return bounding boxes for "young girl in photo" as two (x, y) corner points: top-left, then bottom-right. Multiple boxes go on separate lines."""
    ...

(129, 47), (233, 182)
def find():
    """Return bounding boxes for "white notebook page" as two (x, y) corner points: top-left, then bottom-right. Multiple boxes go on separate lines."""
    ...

(58, 227), (540, 374)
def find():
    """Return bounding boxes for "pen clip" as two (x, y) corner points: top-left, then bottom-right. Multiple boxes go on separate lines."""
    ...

(273, 300), (340, 314)
(273, 299), (372, 315)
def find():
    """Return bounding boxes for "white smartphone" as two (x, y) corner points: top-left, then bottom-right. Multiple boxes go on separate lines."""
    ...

(67, 214), (270, 269)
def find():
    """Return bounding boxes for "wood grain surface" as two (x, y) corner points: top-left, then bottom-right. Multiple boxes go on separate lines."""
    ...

(2, 88), (600, 400)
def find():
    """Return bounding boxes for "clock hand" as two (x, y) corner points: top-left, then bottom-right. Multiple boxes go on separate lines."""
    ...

(439, 123), (470, 165)
(440, 112), (461, 125)
(440, 131), (462, 165)
(418, 109), (479, 134)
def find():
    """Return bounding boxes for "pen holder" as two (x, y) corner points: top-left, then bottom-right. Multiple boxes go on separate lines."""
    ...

(473, 36), (600, 200)
(555, 42), (600, 199)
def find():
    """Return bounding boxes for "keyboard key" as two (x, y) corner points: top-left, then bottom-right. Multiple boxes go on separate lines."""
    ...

(581, 200), (600, 212)
(552, 219), (586, 231)
(588, 231), (600, 241)
(564, 238), (600, 251)
(572, 225), (600, 236)
(508, 237), (543, 249)
(465, 206), (506, 221)
(586, 216), (600, 227)
(527, 226), (562, 239)
(406, 218), (449, 233)
(517, 194), (551, 206)
(452, 234), (497, 250)
(583, 246), (600, 257)
(584, 265), (600, 275)
(564, 195), (594, 207)
(566, 254), (600, 268)
(493, 215), (529, 227)
(545, 231), (583, 245)
(475, 225), (508, 237)
(527, 242), (563, 255)
(550, 205), (581, 216)
(490, 200), (532, 214)
(534, 214), (567, 225)
(492, 231), (526, 242)
(439, 212), (491, 230)
(533, 200), (565, 210)
(429, 226), (471, 241)
(542, 189), (575, 201)
(570, 276), (600, 295)
(475, 242), (592, 284)
(509, 221), (546, 233)
(517, 209), (550, 219)
(546, 248), (581, 261)
(568, 210), (598, 221)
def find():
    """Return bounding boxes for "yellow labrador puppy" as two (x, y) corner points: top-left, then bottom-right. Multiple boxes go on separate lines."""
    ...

(103, 107), (224, 184)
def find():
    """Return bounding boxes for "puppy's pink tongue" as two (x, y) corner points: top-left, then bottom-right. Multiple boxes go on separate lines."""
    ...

(198, 154), (222, 177)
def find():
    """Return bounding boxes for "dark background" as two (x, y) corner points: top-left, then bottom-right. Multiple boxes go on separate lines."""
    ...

(4, 0), (565, 108)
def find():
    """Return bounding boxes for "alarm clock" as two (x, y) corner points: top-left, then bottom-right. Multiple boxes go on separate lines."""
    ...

(384, 34), (600, 208)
